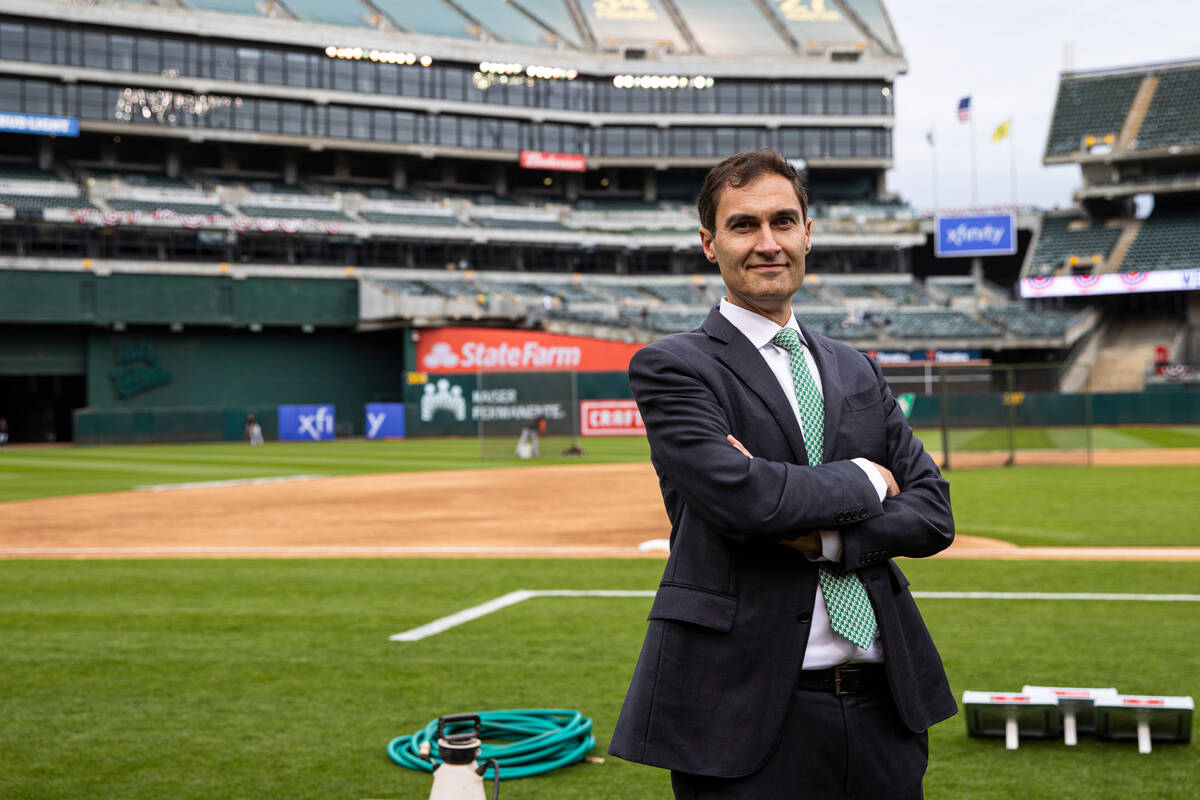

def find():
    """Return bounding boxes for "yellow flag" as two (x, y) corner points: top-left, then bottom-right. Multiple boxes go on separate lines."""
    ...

(992, 119), (1011, 142)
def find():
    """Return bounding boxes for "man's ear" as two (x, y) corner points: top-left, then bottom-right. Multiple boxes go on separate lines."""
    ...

(804, 217), (813, 254)
(699, 226), (716, 262)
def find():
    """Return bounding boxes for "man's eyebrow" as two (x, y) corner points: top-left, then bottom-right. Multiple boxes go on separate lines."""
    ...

(722, 208), (803, 227)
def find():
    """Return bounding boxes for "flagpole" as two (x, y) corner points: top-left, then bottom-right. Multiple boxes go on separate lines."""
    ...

(930, 124), (939, 212)
(1009, 115), (1018, 206)
(969, 92), (978, 206)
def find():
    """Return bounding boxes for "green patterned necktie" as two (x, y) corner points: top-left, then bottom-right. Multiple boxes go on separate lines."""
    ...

(771, 327), (878, 650)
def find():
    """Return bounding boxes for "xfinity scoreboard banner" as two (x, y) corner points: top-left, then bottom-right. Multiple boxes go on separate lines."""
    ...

(935, 214), (1016, 258)
(0, 112), (79, 137)
(364, 403), (405, 439)
(278, 404), (335, 441)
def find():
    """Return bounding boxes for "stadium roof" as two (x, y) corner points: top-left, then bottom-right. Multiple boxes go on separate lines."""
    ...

(19, 0), (905, 77)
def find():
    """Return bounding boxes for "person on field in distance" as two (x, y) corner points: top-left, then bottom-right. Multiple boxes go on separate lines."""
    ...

(609, 149), (956, 799)
(244, 413), (264, 447)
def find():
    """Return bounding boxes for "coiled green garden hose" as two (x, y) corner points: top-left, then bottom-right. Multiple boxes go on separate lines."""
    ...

(386, 708), (596, 780)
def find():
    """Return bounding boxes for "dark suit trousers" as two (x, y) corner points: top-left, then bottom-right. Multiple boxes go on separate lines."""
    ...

(670, 681), (928, 800)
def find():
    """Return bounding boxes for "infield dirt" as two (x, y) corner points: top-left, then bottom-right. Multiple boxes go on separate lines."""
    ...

(4, 449), (1199, 560)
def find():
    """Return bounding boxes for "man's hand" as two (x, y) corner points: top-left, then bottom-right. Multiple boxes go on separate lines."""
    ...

(726, 434), (752, 458)
(778, 530), (824, 554)
(869, 461), (900, 498)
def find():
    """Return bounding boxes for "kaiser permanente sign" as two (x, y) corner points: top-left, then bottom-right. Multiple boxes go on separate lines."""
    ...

(935, 214), (1016, 258)
(417, 327), (643, 373)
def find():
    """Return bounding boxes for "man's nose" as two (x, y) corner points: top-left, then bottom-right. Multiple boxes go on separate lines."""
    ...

(754, 225), (781, 253)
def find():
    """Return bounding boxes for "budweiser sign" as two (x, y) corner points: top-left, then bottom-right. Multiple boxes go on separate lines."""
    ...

(520, 149), (587, 172)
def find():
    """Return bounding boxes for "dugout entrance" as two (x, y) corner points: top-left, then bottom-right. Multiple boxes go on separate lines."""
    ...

(0, 374), (84, 443)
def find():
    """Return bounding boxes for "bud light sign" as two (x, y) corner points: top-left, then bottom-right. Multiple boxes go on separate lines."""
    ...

(364, 403), (405, 439)
(278, 404), (335, 441)
(935, 214), (1016, 257)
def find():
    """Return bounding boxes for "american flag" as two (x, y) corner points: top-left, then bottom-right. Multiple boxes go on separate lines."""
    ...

(957, 96), (971, 123)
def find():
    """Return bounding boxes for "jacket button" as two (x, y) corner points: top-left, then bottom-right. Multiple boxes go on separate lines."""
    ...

(798, 610), (812, 624)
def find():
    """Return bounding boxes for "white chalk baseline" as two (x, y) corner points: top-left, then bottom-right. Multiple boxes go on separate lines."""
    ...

(390, 589), (1200, 642)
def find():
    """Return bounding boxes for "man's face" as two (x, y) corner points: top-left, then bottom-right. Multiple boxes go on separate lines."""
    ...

(699, 172), (812, 324)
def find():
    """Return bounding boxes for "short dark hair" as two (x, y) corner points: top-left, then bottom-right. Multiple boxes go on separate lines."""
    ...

(697, 149), (808, 233)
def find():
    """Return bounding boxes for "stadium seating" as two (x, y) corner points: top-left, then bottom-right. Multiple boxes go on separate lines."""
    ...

(106, 199), (227, 216)
(927, 278), (977, 297)
(644, 284), (709, 304)
(236, 206), (353, 222)
(883, 311), (999, 339)
(1028, 216), (1122, 274)
(1134, 66), (1200, 150)
(794, 311), (876, 339)
(375, 278), (438, 296)
(980, 308), (1083, 338)
(534, 282), (606, 303)
(1120, 208), (1200, 271)
(359, 211), (463, 226)
(1045, 74), (1143, 156)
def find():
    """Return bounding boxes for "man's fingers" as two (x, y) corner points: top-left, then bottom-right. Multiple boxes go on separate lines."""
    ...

(726, 434), (753, 458)
(870, 461), (901, 497)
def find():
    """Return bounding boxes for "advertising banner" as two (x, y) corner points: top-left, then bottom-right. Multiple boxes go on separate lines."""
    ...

(935, 214), (1016, 257)
(580, 400), (644, 436)
(416, 327), (644, 374)
(519, 149), (586, 172)
(0, 112), (79, 137)
(1020, 268), (1200, 298)
(864, 348), (986, 364)
(364, 403), (405, 439)
(278, 404), (335, 441)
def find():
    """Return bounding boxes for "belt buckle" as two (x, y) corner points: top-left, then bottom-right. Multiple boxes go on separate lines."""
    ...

(833, 666), (846, 696)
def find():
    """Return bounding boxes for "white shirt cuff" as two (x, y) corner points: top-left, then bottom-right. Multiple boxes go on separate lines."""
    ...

(852, 457), (888, 502)
(806, 529), (842, 563)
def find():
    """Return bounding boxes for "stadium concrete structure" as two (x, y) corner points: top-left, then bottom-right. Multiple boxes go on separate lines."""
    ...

(0, 0), (1191, 443)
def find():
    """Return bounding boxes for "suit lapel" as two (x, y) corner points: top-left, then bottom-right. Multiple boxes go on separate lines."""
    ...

(798, 322), (844, 464)
(702, 308), (809, 465)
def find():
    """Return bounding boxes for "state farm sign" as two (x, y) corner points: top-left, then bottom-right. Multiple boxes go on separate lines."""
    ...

(580, 400), (644, 436)
(417, 327), (643, 373)
(519, 149), (587, 172)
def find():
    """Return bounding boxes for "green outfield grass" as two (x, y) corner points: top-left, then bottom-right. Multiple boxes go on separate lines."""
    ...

(913, 424), (1200, 453)
(0, 557), (1196, 800)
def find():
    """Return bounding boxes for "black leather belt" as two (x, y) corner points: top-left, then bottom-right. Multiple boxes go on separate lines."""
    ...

(795, 664), (886, 696)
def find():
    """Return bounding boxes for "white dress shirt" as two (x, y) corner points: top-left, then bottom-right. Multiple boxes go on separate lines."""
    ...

(719, 298), (885, 667)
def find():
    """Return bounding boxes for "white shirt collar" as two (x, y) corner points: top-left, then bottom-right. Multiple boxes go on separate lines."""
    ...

(718, 297), (806, 350)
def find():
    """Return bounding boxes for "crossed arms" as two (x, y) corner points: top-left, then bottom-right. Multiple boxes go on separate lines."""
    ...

(630, 340), (954, 564)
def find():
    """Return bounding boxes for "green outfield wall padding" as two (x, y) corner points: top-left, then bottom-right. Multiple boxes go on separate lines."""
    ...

(0, 326), (86, 374)
(74, 405), (279, 445)
(0, 270), (357, 326)
(907, 386), (1200, 428)
(79, 327), (407, 439)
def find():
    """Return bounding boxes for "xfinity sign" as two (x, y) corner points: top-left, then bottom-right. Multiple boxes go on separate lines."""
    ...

(278, 404), (335, 441)
(364, 403), (405, 439)
(935, 214), (1016, 257)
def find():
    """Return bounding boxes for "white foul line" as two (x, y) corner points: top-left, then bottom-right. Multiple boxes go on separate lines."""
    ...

(388, 589), (1200, 642)
(388, 590), (656, 642)
(134, 475), (326, 491)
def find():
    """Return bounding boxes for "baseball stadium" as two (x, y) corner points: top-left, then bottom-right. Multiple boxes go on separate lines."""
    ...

(0, 0), (1197, 798)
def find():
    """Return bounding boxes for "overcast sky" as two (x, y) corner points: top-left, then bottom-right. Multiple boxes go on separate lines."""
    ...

(883, 0), (1200, 212)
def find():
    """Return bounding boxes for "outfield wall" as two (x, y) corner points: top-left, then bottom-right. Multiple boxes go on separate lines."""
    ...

(73, 327), (408, 443)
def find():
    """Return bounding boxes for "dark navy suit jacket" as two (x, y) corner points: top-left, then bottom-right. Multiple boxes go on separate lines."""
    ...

(609, 306), (958, 778)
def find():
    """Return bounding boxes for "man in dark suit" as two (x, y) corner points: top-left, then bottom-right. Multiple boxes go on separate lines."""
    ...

(609, 149), (957, 798)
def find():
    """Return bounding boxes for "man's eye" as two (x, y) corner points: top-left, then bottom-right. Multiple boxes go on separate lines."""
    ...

(774, 218), (796, 228)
